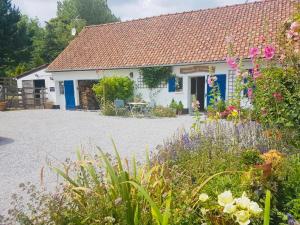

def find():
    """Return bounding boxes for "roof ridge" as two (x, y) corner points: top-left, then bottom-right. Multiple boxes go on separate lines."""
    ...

(85, 0), (284, 29)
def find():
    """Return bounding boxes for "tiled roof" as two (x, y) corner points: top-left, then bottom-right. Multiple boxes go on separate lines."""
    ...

(48, 0), (297, 72)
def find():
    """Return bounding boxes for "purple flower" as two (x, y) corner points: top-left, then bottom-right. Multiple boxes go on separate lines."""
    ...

(263, 45), (275, 60)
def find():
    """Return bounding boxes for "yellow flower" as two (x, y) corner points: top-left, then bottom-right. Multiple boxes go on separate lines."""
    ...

(262, 149), (283, 167)
(231, 109), (239, 118)
(249, 201), (263, 215)
(235, 210), (251, 225)
(235, 192), (251, 209)
(218, 190), (234, 207)
(223, 203), (237, 214)
(199, 193), (209, 202)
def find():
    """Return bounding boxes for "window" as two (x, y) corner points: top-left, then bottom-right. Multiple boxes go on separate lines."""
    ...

(168, 77), (183, 92)
(136, 75), (167, 89)
(175, 77), (183, 92)
(59, 81), (64, 94)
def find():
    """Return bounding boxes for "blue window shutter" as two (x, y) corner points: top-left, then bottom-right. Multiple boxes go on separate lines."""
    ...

(168, 77), (175, 92)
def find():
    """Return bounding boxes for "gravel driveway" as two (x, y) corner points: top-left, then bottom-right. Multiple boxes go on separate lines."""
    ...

(0, 110), (193, 214)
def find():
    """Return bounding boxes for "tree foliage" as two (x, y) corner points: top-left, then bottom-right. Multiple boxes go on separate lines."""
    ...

(139, 67), (174, 89)
(0, 0), (21, 76)
(92, 76), (134, 103)
(0, 0), (119, 77)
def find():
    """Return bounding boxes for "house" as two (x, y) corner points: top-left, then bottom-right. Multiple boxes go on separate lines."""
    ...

(47, 0), (296, 111)
(16, 64), (57, 108)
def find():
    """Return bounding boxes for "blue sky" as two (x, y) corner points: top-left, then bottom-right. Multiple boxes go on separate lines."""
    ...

(12, 0), (250, 25)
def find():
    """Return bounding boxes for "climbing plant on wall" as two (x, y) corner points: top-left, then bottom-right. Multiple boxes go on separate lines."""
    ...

(139, 66), (174, 88)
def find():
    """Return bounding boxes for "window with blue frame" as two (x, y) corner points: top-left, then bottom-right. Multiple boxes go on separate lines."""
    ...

(168, 77), (183, 92)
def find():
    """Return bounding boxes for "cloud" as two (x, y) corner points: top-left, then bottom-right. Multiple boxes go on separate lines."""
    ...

(12, 0), (249, 25)
(12, 0), (57, 25)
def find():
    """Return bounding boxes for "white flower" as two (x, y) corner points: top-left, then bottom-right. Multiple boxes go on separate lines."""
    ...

(249, 201), (263, 215)
(235, 210), (251, 225)
(199, 193), (209, 202)
(235, 192), (251, 209)
(223, 203), (237, 214)
(200, 207), (208, 215)
(218, 190), (234, 206)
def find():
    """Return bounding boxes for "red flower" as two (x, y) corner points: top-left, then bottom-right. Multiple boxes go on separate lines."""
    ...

(227, 105), (236, 111)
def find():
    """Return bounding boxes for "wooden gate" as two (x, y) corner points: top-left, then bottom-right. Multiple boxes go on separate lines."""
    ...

(0, 77), (47, 109)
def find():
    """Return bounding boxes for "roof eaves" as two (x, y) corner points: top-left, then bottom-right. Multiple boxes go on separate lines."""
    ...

(47, 59), (253, 73)
(16, 64), (49, 79)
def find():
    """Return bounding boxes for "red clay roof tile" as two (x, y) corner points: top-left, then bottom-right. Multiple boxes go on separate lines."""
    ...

(48, 0), (297, 72)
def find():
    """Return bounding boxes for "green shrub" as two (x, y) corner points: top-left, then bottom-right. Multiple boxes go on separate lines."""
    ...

(92, 76), (134, 103)
(169, 99), (178, 111)
(177, 101), (184, 114)
(151, 106), (176, 117)
(100, 101), (116, 116)
(241, 149), (264, 166)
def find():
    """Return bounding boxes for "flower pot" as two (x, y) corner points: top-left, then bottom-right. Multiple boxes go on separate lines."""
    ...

(0, 101), (6, 111)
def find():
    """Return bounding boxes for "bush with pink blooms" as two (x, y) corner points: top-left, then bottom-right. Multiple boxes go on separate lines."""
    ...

(224, 10), (300, 148)
(251, 14), (300, 147)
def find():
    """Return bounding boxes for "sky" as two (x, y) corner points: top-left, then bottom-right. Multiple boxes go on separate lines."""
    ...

(11, 0), (250, 25)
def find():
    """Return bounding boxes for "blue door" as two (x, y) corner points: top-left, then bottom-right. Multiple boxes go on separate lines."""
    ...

(207, 74), (226, 106)
(64, 80), (76, 110)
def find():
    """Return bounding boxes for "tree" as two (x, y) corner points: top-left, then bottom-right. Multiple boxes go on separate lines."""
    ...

(0, 0), (21, 76)
(58, 0), (119, 26)
(42, 0), (118, 63)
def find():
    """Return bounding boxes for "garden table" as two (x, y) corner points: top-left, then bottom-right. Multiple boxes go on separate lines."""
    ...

(128, 102), (149, 117)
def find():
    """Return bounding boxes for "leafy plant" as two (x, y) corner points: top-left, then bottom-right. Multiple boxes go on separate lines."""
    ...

(139, 67), (173, 89)
(177, 101), (184, 114)
(263, 190), (271, 225)
(93, 76), (134, 103)
(151, 106), (176, 117)
(241, 149), (264, 166)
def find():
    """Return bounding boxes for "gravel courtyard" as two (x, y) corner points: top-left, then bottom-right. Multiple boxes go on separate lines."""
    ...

(0, 110), (193, 214)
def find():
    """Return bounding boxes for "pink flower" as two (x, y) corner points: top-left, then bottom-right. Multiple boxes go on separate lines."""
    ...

(207, 77), (213, 86)
(226, 57), (238, 69)
(273, 92), (283, 102)
(253, 64), (262, 79)
(247, 88), (253, 99)
(192, 100), (200, 109)
(287, 30), (295, 39)
(253, 70), (262, 79)
(291, 21), (300, 32)
(260, 35), (266, 43)
(263, 45), (275, 60)
(249, 47), (259, 59)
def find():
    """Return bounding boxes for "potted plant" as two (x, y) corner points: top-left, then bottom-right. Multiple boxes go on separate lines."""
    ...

(177, 101), (184, 115)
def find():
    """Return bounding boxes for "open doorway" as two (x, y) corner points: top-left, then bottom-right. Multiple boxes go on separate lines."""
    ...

(78, 80), (99, 110)
(191, 77), (205, 111)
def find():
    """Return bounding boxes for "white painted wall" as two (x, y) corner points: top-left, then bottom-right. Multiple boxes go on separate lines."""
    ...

(17, 68), (57, 104)
(51, 61), (253, 110)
